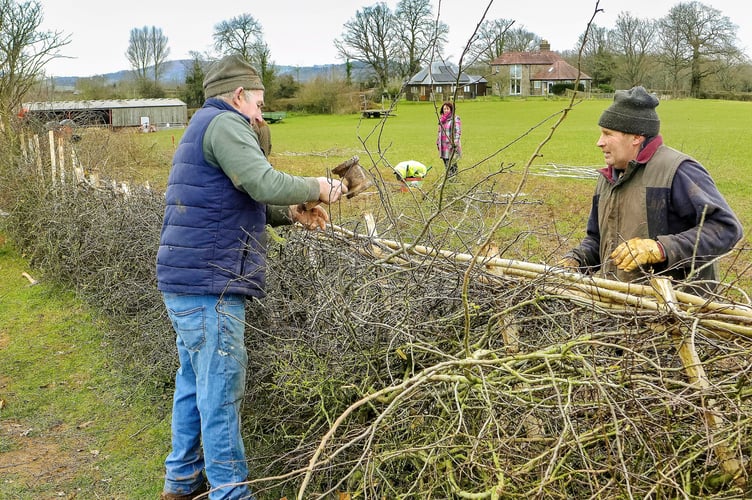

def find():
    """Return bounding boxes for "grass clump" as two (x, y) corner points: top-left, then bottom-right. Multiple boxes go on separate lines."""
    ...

(0, 240), (169, 498)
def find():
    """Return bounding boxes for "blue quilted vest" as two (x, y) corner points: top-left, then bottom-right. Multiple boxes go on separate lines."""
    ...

(156, 99), (267, 297)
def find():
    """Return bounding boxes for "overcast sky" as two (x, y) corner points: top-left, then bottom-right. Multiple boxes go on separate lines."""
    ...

(38, 0), (751, 77)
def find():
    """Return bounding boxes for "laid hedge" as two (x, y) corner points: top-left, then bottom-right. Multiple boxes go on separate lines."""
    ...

(3, 126), (752, 498)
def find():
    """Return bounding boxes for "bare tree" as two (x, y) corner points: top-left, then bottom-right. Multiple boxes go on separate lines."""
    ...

(335, 3), (400, 91)
(657, 17), (690, 95)
(212, 14), (263, 63)
(711, 57), (748, 92)
(212, 14), (275, 84)
(0, 0), (70, 133)
(126, 26), (153, 81)
(126, 26), (169, 97)
(659, 1), (740, 97)
(149, 26), (170, 86)
(394, 0), (448, 78)
(579, 24), (616, 88)
(611, 12), (657, 87)
(504, 26), (541, 53)
(467, 18), (516, 65)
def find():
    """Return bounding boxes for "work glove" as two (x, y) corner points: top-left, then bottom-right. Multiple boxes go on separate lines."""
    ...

(555, 257), (580, 271)
(610, 237), (665, 272)
(290, 204), (329, 231)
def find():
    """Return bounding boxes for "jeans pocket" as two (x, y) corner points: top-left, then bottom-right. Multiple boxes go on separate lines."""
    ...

(216, 298), (247, 368)
(167, 305), (206, 352)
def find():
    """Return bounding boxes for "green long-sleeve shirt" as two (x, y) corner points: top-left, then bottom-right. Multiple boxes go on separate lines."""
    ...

(203, 111), (320, 225)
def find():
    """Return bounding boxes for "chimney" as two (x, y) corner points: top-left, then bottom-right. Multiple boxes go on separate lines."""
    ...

(539, 40), (551, 52)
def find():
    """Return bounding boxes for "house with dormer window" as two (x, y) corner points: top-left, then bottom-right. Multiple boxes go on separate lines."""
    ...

(489, 40), (591, 97)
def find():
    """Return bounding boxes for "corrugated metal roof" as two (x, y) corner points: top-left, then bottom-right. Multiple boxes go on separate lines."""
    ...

(22, 98), (186, 111)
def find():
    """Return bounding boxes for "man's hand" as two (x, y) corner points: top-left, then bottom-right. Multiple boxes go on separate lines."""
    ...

(316, 177), (347, 204)
(290, 204), (329, 230)
(610, 237), (665, 272)
(555, 257), (580, 271)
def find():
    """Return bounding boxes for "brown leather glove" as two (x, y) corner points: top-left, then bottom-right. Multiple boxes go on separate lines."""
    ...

(610, 237), (665, 272)
(290, 204), (329, 231)
(556, 257), (580, 270)
(252, 118), (272, 158)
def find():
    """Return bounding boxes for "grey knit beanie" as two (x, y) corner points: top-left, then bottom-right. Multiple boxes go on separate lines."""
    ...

(203, 54), (264, 99)
(598, 86), (660, 136)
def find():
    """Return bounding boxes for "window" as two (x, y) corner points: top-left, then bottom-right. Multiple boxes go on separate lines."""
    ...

(435, 86), (442, 94)
(509, 64), (522, 95)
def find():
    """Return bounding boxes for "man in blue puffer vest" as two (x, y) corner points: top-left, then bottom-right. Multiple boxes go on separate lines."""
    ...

(156, 54), (346, 500)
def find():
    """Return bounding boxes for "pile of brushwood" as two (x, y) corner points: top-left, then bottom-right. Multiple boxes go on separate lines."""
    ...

(3, 134), (752, 499)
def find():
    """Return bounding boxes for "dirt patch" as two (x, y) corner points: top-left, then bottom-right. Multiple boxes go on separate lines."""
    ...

(0, 345), (99, 497)
(0, 419), (97, 497)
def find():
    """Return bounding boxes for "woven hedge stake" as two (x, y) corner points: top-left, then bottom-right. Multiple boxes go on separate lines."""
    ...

(651, 277), (746, 488)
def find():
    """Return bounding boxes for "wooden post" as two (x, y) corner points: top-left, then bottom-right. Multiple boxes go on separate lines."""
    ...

(34, 135), (42, 177)
(362, 212), (407, 265)
(651, 277), (746, 487)
(19, 131), (27, 161)
(363, 212), (383, 258)
(57, 136), (66, 185)
(48, 130), (57, 185)
(72, 147), (85, 184)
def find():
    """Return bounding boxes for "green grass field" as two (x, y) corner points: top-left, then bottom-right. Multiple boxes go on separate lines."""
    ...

(0, 242), (169, 498)
(2, 96), (748, 497)
(141, 97), (752, 239)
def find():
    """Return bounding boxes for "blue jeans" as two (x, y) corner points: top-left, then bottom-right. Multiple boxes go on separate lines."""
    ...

(162, 293), (254, 500)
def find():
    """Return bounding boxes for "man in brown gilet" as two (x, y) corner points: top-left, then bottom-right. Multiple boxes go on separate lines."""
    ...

(558, 86), (742, 294)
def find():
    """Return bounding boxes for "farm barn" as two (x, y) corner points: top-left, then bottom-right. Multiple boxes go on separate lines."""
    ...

(20, 98), (188, 130)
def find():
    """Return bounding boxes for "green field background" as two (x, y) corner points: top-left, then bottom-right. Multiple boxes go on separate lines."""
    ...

(147, 97), (752, 234)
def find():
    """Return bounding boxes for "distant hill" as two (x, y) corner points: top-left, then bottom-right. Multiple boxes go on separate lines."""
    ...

(51, 59), (373, 88)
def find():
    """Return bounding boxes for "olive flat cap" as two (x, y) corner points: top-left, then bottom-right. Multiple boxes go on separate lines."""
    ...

(203, 54), (264, 99)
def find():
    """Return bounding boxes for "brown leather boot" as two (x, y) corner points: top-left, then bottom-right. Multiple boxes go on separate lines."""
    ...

(159, 481), (209, 500)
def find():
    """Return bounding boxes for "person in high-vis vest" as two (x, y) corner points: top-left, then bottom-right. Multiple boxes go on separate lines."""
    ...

(393, 160), (428, 181)
(558, 86), (742, 294)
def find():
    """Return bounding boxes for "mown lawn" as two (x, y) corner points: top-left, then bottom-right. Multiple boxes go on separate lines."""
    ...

(128, 97), (751, 284)
(141, 97), (752, 233)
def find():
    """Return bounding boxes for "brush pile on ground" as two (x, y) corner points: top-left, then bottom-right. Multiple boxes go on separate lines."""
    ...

(3, 135), (752, 499)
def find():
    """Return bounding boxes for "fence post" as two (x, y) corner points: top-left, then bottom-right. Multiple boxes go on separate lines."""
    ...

(48, 130), (57, 185)
(19, 131), (27, 161)
(57, 136), (65, 185)
(33, 134), (42, 177)
(72, 146), (85, 184)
